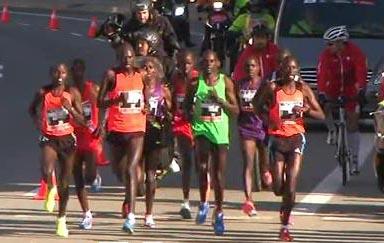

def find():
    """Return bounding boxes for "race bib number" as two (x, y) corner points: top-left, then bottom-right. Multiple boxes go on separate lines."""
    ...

(176, 95), (185, 111)
(240, 89), (257, 111)
(119, 90), (143, 114)
(149, 96), (160, 116)
(279, 100), (303, 124)
(82, 101), (92, 122)
(47, 107), (70, 130)
(200, 99), (222, 122)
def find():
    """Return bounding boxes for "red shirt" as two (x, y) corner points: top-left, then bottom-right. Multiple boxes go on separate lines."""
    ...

(232, 41), (280, 82)
(317, 41), (367, 98)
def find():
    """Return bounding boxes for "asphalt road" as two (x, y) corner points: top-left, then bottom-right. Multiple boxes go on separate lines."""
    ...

(0, 6), (383, 243)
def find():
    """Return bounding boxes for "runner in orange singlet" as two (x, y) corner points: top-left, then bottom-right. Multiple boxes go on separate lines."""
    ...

(253, 56), (324, 241)
(29, 63), (85, 237)
(95, 43), (146, 234)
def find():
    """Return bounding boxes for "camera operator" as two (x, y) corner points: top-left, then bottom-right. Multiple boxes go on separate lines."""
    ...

(124, 0), (181, 57)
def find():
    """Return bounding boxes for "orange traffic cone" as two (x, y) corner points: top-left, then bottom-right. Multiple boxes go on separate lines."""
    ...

(87, 16), (98, 38)
(33, 171), (59, 200)
(1, 4), (10, 23)
(48, 9), (59, 31)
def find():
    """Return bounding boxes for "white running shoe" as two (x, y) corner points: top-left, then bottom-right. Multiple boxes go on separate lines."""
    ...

(144, 214), (156, 228)
(169, 158), (181, 173)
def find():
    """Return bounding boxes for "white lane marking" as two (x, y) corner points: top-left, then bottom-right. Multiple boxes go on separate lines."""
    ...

(10, 10), (205, 37)
(70, 32), (83, 37)
(294, 134), (373, 214)
(14, 215), (34, 218)
(10, 11), (92, 22)
(23, 187), (39, 196)
(11, 182), (124, 196)
(322, 216), (384, 222)
(17, 22), (30, 26)
(0, 64), (3, 79)
(95, 38), (107, 43)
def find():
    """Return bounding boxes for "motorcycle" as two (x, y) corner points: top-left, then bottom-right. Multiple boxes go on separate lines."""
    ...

(200, 1), (232, 68)
(152, 0), (195, 46)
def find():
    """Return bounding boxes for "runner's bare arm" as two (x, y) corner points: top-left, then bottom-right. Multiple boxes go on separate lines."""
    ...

(252, 82), (275, 126)
(67, 86), (87, 126)
(97, 69), (118, 109)
(219, 76), (239, 116)
(28, 89), (44, 130)
(162, 85), (172, 111)
(303, 83), (325, 120)
(184, 77), (198, 121)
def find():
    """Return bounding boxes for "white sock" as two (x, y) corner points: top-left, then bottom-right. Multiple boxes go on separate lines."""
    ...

(85, 210), (92, 217)
(347, 131), (360, 165)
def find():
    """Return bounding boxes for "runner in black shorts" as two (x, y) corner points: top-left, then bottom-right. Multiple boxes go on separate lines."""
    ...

(253, 56), (324, 241)
(29, 63), (85, 237)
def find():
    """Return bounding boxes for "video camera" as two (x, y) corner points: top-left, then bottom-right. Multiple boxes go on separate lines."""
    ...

(97, 14), (127, 47)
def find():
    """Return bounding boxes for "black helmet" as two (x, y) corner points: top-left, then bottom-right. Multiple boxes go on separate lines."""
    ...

(133, 0), (152, 12)
(105, 13), (125, 30)
(251, 21), (270, 37)
(136, 28), (161, 50)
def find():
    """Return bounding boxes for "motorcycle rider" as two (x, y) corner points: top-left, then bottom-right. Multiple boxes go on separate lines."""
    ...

(232, 22), (280, 82)
(317, 25), (367, 174)
(153, 0), (196, 47)
(134, 28), (175, 80)
(123, 0), (181, 57)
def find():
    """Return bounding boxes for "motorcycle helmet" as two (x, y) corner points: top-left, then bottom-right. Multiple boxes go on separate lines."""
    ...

(251, 21), (270, 37)
(136, 28), (161, 52)
(133, 0), (152, 12)
(249, 0), (265, 13)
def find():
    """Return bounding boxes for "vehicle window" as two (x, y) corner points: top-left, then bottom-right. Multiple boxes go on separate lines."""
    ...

(279, 0), (384, 39)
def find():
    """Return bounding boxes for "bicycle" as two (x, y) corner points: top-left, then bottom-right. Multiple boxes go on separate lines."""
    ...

(333, 96), (353, 186)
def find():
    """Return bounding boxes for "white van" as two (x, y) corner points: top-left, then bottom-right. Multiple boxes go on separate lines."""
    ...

(274, 0), (384, 114)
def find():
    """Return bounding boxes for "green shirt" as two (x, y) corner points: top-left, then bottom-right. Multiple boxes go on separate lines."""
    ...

(192, 73), (229, 144)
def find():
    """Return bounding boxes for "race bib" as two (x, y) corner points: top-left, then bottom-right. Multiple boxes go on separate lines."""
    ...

(279, 100), (303, 124)
(149, 96), (160, 116)
(82, 101), (92, 122)
(176, 95), (185, 111)
(240, 89), (257, 111)
(200, 99), (222, 122)
(119, 90), (143, 114)
(47, 107), (70, 130)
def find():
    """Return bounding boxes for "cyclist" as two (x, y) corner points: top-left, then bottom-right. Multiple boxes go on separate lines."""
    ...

(253, 56), (324, 241)
(317, 25), (367, 174)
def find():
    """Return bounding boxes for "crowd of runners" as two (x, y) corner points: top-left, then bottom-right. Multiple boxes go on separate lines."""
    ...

(29, 0), (384, 241)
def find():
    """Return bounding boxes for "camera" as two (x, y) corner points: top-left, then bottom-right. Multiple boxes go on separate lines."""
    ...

(98, 14), (127, 46)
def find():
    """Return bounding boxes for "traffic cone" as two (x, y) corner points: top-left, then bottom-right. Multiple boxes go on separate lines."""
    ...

(87, 16), (98, 38)
(33, 178), (48, 200)
(33, 171), (59, 201)
(1, 4), (10, 23)
(48, 9), (59, 31)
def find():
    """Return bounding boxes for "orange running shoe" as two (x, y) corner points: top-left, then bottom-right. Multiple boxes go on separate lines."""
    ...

(279, 228), (293, 242)
(242, 200), (257, 217)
